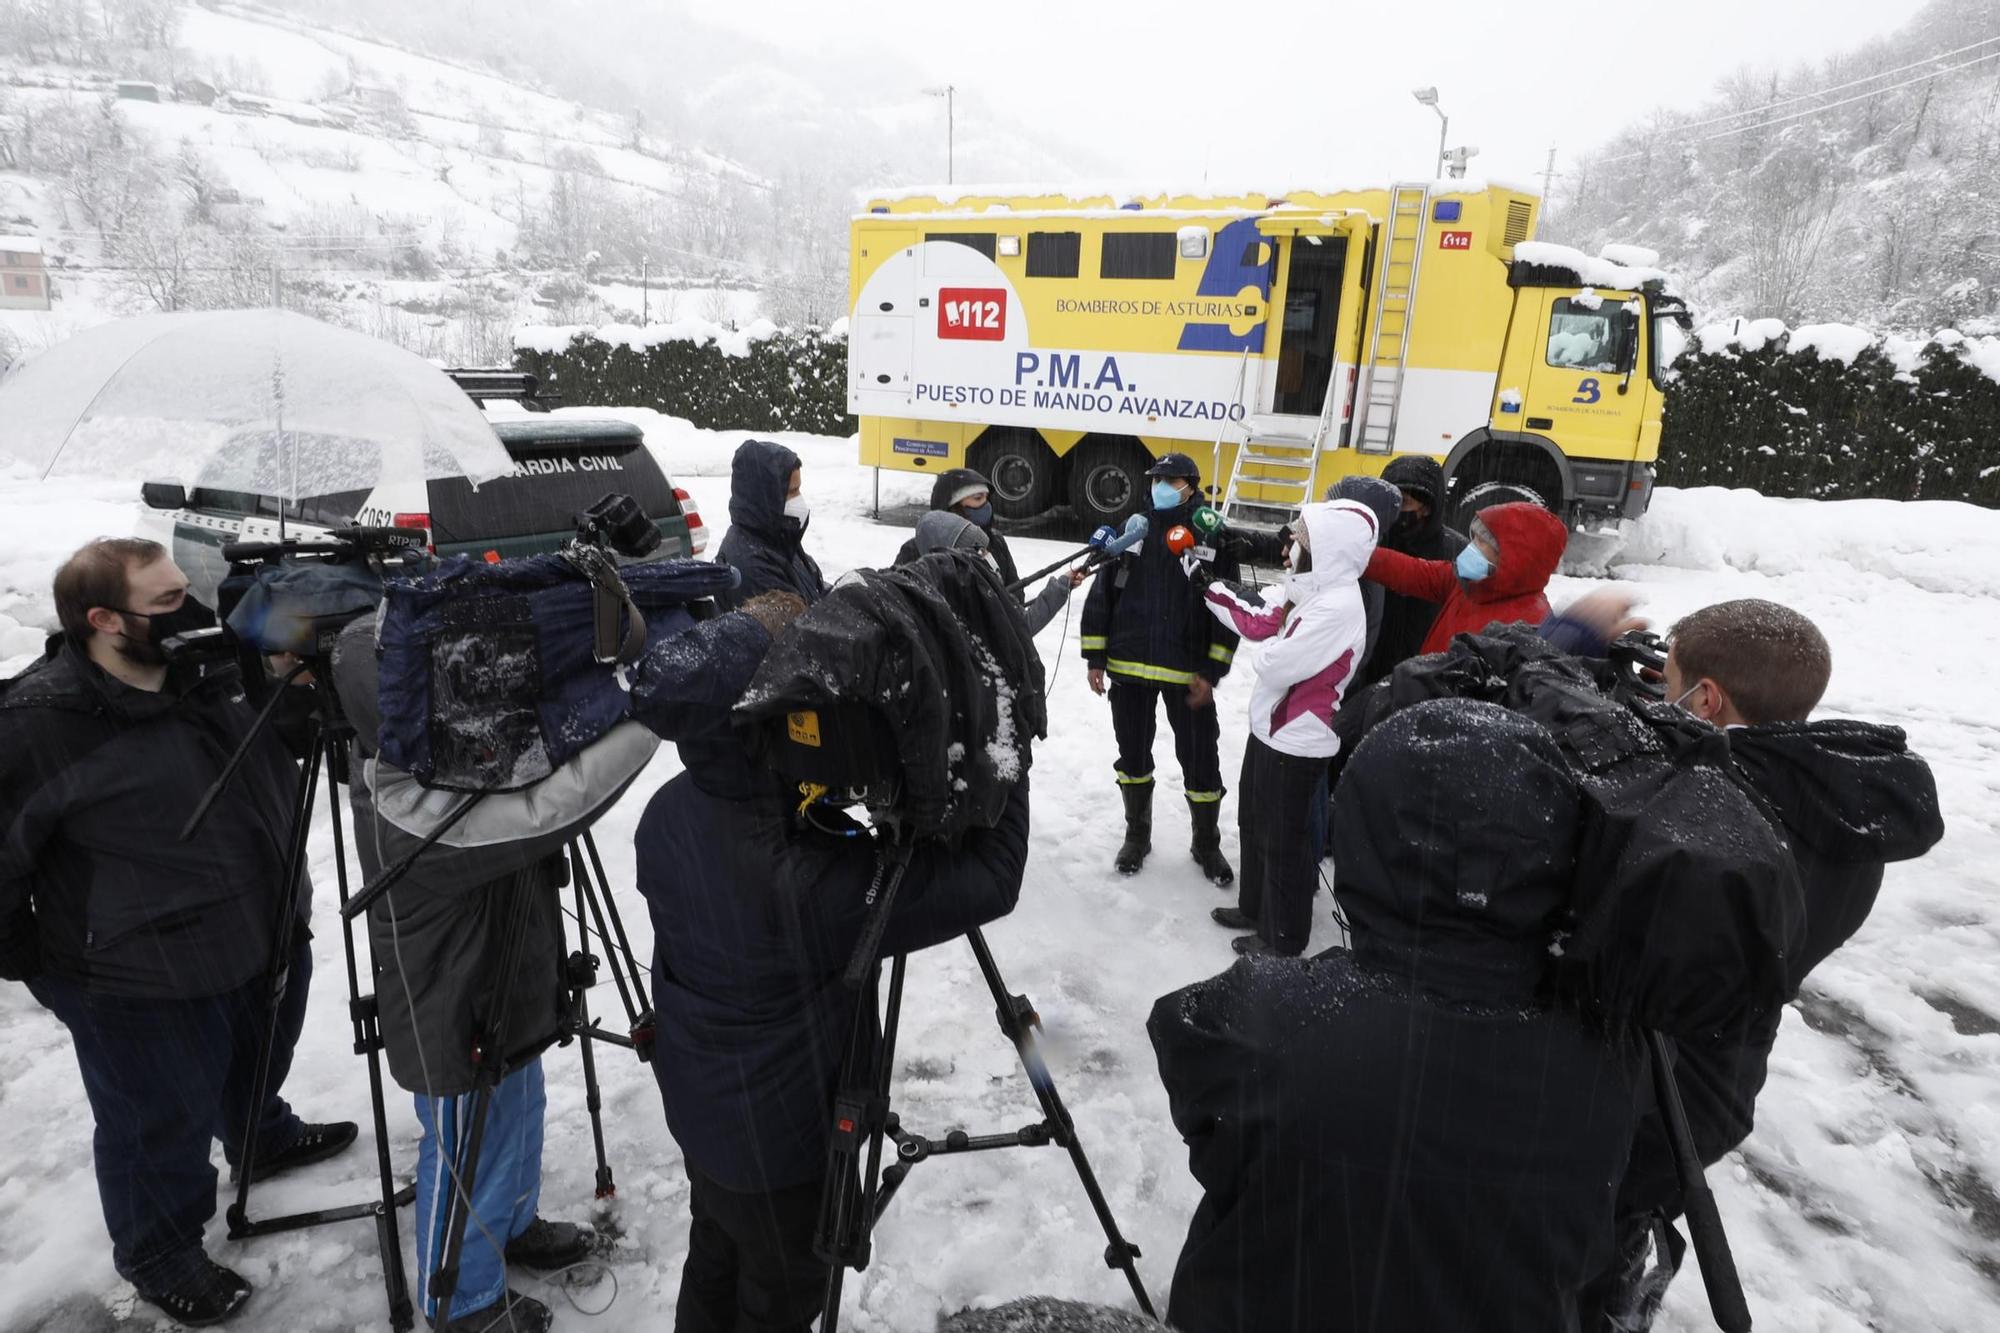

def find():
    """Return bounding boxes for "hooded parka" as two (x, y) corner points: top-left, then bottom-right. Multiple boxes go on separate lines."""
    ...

(713, 439), (828, 612)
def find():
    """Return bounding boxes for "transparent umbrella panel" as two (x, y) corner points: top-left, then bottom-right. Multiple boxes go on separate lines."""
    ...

(0, 309), (513, 497)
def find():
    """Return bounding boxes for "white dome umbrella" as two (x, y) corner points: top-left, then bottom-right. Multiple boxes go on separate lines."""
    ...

(0, 309), (514, 509)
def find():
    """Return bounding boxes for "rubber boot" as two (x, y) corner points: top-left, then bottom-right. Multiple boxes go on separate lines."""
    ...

(1188, 798), (1234, 886)
(1115, 782), (1153, 874)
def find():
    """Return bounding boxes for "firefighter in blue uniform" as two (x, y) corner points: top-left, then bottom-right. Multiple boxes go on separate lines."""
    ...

(1080, 453), (1239, 882)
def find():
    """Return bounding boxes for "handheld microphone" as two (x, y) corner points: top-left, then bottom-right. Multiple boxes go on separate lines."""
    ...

(1189, 506), (1226, 539)
(1164, 524), (1196, 556)
(1004, 517), (1150, 593)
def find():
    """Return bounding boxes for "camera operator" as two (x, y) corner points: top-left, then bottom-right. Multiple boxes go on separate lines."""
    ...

(629, 594), (1031, 1333)
(1539, 594), (1946, 1330)
(331, 611), (648, 1333)
(0, 538), (355, 1327)
(1149, 701), (1651, 1333)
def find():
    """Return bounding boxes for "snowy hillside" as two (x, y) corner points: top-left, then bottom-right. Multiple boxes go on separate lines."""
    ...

(3, 438), (1998, 1331)
(0, 1), (778, 362)
(1545, 0), (2000, 329)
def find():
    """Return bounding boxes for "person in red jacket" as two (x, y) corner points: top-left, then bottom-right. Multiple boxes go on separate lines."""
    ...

(1362, 501), (1568, 655)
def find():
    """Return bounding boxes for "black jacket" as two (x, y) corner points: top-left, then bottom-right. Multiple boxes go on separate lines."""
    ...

(1357, 455), (1467, 689)
(1080, 498), (1240, 685)
(332, 614), (650, 1096)
(1618, 718), (1944, 1214)
(0, 640), (301, 997)
(713, 439), (828, 612)
(636, 768), (1029, 1194)
(1151, 702), (1644, 1333)
(894, 467), (1023, 591)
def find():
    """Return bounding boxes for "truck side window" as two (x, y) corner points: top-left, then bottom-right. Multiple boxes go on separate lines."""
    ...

(926, 232), (997, 260)
(1027, 232), (1081, 278)
(1546, 297), (1633, 374)
(1100, 232), (1176, 280)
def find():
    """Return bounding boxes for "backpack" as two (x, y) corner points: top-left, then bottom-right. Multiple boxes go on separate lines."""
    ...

(1373, 626), (1806, 1040)
(375, 552), (737, 793)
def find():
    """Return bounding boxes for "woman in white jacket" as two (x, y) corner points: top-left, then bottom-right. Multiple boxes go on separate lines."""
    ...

(1200, 499), (1380, 955)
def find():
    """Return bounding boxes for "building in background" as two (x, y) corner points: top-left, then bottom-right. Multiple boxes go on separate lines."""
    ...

(0, 237), (53, 311)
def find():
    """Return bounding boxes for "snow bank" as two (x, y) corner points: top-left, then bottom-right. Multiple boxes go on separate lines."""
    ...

(1787, 323), (1875, 366)
(1690, 318), (2000, 386)
(0, 468), (138, 674)
(514, 317), (826, 358)
(1618, 486), (2000, 600)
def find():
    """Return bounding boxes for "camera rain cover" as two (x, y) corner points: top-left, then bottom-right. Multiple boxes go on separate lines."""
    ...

(377, 552), (737, 793)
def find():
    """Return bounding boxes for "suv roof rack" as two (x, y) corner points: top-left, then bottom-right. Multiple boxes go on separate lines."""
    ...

(445, 368), (561, 411)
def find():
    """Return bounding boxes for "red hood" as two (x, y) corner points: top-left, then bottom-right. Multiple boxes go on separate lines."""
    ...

(1468, 503), (1567, 602)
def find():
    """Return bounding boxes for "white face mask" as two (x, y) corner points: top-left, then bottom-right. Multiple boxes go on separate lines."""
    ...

(783, 496), (810, 524)
(1670, 682), (1703, 714)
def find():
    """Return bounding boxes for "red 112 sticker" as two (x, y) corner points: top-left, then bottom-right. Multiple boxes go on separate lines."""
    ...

(937, 287), (1007, 341)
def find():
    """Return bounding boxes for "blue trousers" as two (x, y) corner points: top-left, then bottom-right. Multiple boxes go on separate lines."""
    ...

(29, 937), (311, 1291)
(414, 1058), (546, 1319)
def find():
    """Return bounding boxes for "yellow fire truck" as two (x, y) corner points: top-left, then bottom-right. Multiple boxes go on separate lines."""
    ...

(847, 181), (1690, 532)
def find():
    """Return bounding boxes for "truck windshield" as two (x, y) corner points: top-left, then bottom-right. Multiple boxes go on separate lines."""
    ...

(1545, 296), (1636, 373)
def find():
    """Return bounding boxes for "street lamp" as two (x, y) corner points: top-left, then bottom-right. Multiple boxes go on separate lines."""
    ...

(1412, 86), (1447, 179)
(923, 84), (956, 184)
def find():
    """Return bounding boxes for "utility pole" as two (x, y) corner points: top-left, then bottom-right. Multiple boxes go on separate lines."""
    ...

(1413, 87), (1448, 177)
(925, 84), (957, 183)
(269, 262), (283, 309)
(641, 255), (649, 324)
(1540, 146), (1558, 202)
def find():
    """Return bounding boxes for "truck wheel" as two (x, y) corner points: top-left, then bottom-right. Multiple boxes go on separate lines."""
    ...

(1069, 439), (1150, 528)
(1450, 480), (1546, 535)
(970, 430), (1057, 519)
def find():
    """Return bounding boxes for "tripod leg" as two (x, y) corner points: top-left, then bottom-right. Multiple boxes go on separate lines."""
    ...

(583, 830), (654, 1017)
(964, 929), (1156, 1319)
(328, 752), (417, 1331)
(816, 953), (907, 1333)
(227, 730), (324, 1234)
(572, 879), (616, 1199)
(574, 839), (641, 1030)
(427, 1083), (497, 1331)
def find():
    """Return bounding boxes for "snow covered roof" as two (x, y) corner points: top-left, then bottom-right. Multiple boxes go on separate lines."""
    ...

(0, 236), (43, 256)
(860, 176), (1540, 211)
(1511, 240), (1677, 294)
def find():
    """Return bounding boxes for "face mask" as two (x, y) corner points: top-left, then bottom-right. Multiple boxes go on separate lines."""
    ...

(1670, 682), (1704, 715)
(1151, 480), (1184, 511)
(112, 597), (217, 664)
(782, 496), (810, 526)
(1391, 511), (1421, 538)
(962, 502), (994, 528)
(1455, 544), (1493, 582)
(1285, 542), (1311, 575)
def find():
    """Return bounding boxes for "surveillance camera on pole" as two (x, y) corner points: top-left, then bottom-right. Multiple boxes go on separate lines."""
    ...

(1446, 145), (1480, 179)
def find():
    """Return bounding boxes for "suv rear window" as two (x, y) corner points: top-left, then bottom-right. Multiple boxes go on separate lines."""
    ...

(428, 422), (680, 546)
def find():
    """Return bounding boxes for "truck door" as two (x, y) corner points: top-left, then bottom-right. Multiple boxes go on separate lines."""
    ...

(1520, 289), (1648, 461)
(849, 228), (918, 412)
(1270, 236), (1347, 417)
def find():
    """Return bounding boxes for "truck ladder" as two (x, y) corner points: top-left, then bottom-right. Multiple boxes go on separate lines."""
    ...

(1352, 183), (1430, 455)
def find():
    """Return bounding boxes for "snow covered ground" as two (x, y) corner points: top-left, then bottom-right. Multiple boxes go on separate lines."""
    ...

(2, 429), (1998, 1332)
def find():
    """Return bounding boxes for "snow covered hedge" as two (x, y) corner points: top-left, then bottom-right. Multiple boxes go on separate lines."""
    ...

(1660, 323), (2000, 507)
(511, 319), (852, 438)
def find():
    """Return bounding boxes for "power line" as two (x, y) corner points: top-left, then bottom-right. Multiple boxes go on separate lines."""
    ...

(1651, 32), (2000, 137)
(1597, 47), (2000, 164)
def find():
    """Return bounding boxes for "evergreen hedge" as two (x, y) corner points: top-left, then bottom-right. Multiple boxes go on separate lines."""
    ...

(515, 323), (1999, 507)
(1658, 331), (2000, 506)
(512, 324), (852, 437)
